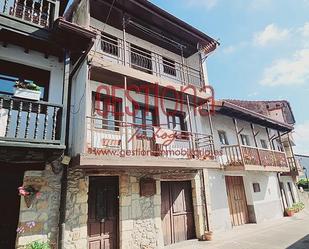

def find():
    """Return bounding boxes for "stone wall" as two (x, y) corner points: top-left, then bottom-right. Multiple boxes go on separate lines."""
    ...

(63, 170), (205, 249)
(16, 163), (62, 249)
(64, 169), (89, 249)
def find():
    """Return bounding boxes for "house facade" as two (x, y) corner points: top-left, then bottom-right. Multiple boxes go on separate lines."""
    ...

(0, 0), (95, 248)
(206, 100), (302, 231)
(0, 0), (304, 249)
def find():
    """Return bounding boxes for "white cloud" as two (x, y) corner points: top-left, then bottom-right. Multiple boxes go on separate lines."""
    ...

(253, 24), (290, 46)
(222, 45), (236, 54)
(260, 49), (309, 86)
(185, 0), (218, 9)
(294, 120), (309, 155)
(299, 22), (309, 38)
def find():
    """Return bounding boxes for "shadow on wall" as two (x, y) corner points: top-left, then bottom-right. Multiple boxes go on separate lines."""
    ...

(287, 234), (309, 249)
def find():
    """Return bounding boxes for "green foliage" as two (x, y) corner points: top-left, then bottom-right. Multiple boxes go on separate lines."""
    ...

(26, 241), (51, 249)
(14, 81), (41, 92)
(292, 202), (305, 212)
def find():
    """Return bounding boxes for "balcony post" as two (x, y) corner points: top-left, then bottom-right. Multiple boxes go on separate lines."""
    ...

(122, 15), (127, 66)
(60, 51), (70, 145)
(266, 127), (274, 150)
(287, 132), (296, 170)
(250, 123), (262, 165)
(123, 75), (128, 150)
(233, 118), (245, 165)
(3, 0), (8, 13)
(207, 101), (215, 156)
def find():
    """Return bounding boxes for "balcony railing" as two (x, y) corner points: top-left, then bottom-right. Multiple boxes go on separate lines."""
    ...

(91, 28), (204, 87)
(86, 116), (215, 160)
(0, 95), (63, 146)
(1, 0), (55, 27)
(220, 144), (289, 169)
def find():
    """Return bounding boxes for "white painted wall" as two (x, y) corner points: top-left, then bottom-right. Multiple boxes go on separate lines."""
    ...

(243, 171), (283, 223)
(207, 169), (232, 231)
(280, 175), (299, 207)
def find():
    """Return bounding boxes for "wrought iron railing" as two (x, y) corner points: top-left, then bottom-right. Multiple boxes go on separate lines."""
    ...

(1, 0), (55, 27)
(220, 144), (289, 169)
(91, 27), (204, 87)
(86, 116), (214, 160)
(0, 94), (63, 145)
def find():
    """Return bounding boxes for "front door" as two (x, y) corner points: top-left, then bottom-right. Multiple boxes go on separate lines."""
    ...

(88, 177), (119, 249)
(161, 181), (195, 246)
(0, 167), (24, 249)
(225, 176), (249, 226)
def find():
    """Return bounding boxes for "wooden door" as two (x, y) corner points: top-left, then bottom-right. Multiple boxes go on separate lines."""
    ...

(161, 181), (195, 246)
(225, 176), (249, 226)
(88, 177), (119, 249)
(0, 167), (24, 249)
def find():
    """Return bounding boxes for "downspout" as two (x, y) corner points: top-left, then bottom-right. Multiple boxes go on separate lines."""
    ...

(277, 173), (287, 212)
(58, 39), (94, 249)
(200, 169), (210, 232)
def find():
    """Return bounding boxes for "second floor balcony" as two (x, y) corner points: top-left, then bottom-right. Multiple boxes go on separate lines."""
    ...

(90, 29), (205, 88)
(220, 144), (291, 172)
(74, 116), (219, 170)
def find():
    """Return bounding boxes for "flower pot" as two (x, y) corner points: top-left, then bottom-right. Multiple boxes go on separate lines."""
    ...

(14, 88), (41, 101)
(205, 231), (213, 241)
(285, 210), (294, 217)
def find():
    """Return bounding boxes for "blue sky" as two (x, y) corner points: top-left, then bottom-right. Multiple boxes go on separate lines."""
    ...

(67, 0), (309, 154)
(149, 0), (309, 154)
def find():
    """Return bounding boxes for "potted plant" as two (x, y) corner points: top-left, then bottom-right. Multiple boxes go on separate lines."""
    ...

(14, 80), (41, 101)
(204, 231), (213, 241)
(285, 207), (295, 217)
(18, 185), (41, 208)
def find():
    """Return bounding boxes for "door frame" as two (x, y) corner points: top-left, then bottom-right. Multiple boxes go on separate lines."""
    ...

(87, 176), (120, 249)
(160, 180), (196, 246)
(225, 175), (249, 227)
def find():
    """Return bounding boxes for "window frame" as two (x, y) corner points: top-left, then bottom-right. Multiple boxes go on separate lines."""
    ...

(260, 139), (268, 149)
(218, 130), (229, 145)
(162, 57), (176, 77)
(92, 92), (122, 131)
(240, 134), (250, 146)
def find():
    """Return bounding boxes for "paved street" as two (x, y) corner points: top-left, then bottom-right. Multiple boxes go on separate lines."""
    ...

(166, 209), (309, 249)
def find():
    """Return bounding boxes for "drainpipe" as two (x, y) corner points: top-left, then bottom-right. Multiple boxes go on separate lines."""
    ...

(58, 40), (94, 249)
(200, 169), (210, 232)
(277, 173), (286, 212)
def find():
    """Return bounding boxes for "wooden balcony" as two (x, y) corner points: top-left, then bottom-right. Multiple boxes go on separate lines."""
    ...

(220, 145), (290, 172)
(0, 94), (64, 149)
(1, 0), (56, 28)
(90, 28), (206, 90)
(282, 156), (304, 176)
(74, 116), (219, 170)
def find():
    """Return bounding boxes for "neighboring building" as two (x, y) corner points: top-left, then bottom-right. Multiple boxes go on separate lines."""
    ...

(206, 100), (301, 231)
(0, 1), (95, 248)
(295, 154), (309, 179)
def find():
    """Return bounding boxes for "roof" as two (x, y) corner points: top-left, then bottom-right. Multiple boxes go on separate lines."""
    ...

(65, 0), (219, 57)
(221, 99), (296, 125)
(214, 100), (294, 132)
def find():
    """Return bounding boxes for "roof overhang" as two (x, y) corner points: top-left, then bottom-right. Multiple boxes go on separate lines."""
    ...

(214, 101), (294, 132)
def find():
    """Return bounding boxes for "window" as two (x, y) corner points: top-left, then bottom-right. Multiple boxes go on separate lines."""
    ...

(218, 130), (229, 145)
(0, 60), (49, 101)
(130, 44), (152, 74)
(260, 139), (268, 149)
(253, 183), (261, 193)
(101, 32), (119, 56)
(240, 134), (250, 146)
(167, 110), (187, 139)
(133, 105), (157, 138)
(92, 93), (122, 131)
(163, 57), (176, 76)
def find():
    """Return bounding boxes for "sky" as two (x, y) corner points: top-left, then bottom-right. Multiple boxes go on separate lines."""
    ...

(67, 0), (309, 154)
(148, 0), (309, 155)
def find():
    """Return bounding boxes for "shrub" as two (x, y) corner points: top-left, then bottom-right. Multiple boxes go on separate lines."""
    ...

(26, 241), (51, 249)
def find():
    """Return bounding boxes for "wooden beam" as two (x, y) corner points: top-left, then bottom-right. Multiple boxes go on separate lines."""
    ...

(233, 118), (245, 165)
(251, 123), (262, 165)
